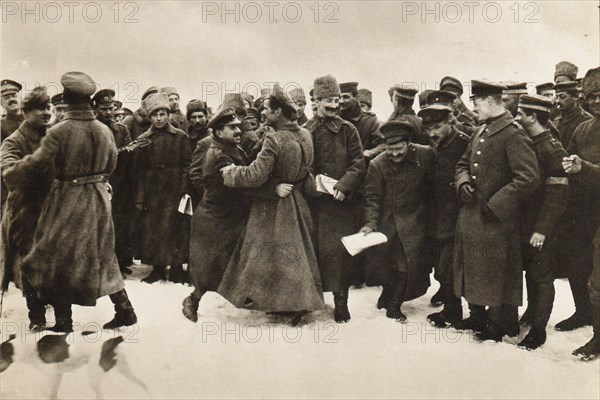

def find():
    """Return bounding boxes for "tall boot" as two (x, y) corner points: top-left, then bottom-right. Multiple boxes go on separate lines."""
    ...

(501, 304), (520, 337)
(26, 293), (46, 332)
(182, 288), (205, 323)
(49, 303), (73, 333)
(572, 302), (600, 360)
(556, 278), (593, 331)
(168, 264), (189, 284)
(453, 303), (486, 332)
(477, 306), (503, 342)
(520, 275), (537, 325)
(519, 283), (554, 350)
(142, 264), (167, 284)
(103, 290), (137, 329)
(428, 284), (462, 327)
(333, 287), (351, 323)
(386, 272), (407, 321)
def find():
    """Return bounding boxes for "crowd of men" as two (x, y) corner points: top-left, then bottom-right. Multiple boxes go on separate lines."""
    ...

(1, 60), (600, 362)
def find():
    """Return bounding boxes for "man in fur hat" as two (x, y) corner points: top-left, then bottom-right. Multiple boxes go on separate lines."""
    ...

(307, 75), (366, 323)
(162, 86), (188, 131)
(357, 88), (374, 113)
(555, 61), (579, 84)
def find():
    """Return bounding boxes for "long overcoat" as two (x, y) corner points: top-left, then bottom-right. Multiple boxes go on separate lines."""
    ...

(362, 144), (436, 300)
(453, 111), (540, 307)
(218, 122), (324, 312)
(307, 116), (366, 292)
(13, 105), (124, 306)
(133, 123), (191, 266)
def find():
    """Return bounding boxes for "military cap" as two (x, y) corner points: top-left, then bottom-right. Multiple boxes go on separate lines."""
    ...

(535, 82), (554, 94)
(222, 93), (247, 117)
(418, 90), (433, 109)
(313, 75), (341, 100)
(122, 107), (133, 116)
(114, 100), (123, 110)
(186, 99), (207, 115)
(553, 80), (579, 93)
(268, 83), (298, 115)
(502, 81), (528, 95)
(91, 89), (116, 108)
(245, 107), (259, 120)
(61, 71), (96, 96)
(339, 82), (359, 94)
(470, 79), (507, 99)
(427, 90), (458, 107)
(141, 86), (160, 101)
(389, 84), (418, 100)
(582, 67), (600, 96)
(356, 88), (372, 107)
(113, 108), (125, 117)
(161, 86), (179, 97)
(288, 88), (306, 104)
(518, 94), (553, 114)
(418, 104), (453, 124)
(51, 93), (64, 106)
(554, 61), (578, 82)
(380, 118), (415, 143)
(440, 76), (463, 94)
(142, 93), (170, 117)
(208, 107), (242, 131)
(1, 79), (22, 95)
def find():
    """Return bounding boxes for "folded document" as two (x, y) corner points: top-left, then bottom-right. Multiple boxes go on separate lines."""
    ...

(315, 174), (338, 196)
(178, 194), (193, 216)
(341, 232), (388, 256)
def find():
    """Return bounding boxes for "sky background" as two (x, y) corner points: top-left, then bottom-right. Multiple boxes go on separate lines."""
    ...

(2, 0), (599, 118)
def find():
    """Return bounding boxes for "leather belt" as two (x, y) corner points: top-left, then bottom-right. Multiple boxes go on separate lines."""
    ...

(57, 174), (109, 185)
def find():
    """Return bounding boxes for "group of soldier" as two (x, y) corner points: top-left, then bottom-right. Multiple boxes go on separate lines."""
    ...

(1, 60), (599, 361)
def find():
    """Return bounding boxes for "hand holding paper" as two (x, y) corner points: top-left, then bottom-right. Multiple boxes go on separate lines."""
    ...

(341, 231), (387, 256)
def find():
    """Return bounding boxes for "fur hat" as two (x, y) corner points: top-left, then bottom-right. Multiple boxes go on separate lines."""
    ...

(288, 88), (306, 104)
(554, 61), (578, 83)
(186, 99), (207, 119)
(142, 93), (170, 117)
(313, 75), (341, 100)
(22, 86), (50, 113)
(142, 86), (160, 101)
(161, 87), (179, 97)
(221, 93), (247, 118)
(582, 67), (600, 96)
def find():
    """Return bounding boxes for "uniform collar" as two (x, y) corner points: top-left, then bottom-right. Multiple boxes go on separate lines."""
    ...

(530, 129), (552, 144)
(307, 114), (344, 133)
(439, 126), (458, 148)
(150, 122), (178, 135)
(5, 111), (24, 122)
(483, 111), (514, 137)
(64, 104), (96, 121)
(560, 104), (586, 121)
(18, 120), (46, 141)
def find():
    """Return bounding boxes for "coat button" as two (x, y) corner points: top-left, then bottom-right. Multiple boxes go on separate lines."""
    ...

(476, 151), (482, 155)
(480, 138), (485, 143)
(473, 163), (479, 167)
(73, 179), (78, 184)
(472, 175), (477, 180)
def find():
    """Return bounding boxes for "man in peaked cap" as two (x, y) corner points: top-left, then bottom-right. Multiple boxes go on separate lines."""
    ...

(536, 82), (555, 100)
(288, 87), (308, 127)
(453, 79), (540, 342)
(440, 76), (478, 128)
(1, 79), (24, 142)
(555, 61), (578, 84)
(308, 74), (366, 323)
(418, 90), (434, 110)
(360, 118), (436, 321)
(514, 94), (569, 350)
(553, 80), (592, 147)
(417, 104), (470, 321)
(161, 86), (187, 131)
(357, 88), (373, 113)
(428, 90), (475, 137)
(387, 84), (431, 146)
(91, 89), (135, 278)
(50, 93), (67, 127)
(501, 81), (529, 117)
(113, 100), (125, 123)
(339, 81), (385, 161)
(566, 67), (600, 360)
(557, 67), (600, 342)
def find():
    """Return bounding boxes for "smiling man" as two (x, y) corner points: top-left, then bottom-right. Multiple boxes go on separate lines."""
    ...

(1, 79), (24, 143)
(552, 81), (592, 148)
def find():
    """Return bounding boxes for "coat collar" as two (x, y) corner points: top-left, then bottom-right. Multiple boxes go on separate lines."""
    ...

(17, 120), (46, 141)
(63, 104), (96, 121)
(211, 134), (246, 161)
(530, 129), (552, 145)
(483, 111), (515, 137)
(150, 123), (178, 135)
(559, 104), (587, 123)
(307, 115), (344, 134)
(439, 126), (458, 148)
(5, 111), (24, 123)
(386, 144), (419, 167)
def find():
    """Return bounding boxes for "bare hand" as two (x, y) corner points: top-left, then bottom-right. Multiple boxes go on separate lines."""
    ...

(529, 232), (546, 250)
(333, 189), (346, 202)
(359, 226), (374, 235)
(275, 183), (294, 198)
(363, 149), (374, 159)
(562, 155), (582, 174)
(458, 182), (475, 203)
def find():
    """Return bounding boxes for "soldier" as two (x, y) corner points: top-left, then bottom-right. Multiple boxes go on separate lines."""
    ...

(439, 76), (478, 128)
(360, 119), (436, 321)
(427, 90), (475, 137)
(12, 72), (137, 331)
(123, 86), (159, 140)
(1, 79), (24, 142)
(308, 75), (365, 323)
(1, 106), (6, 122)
(134, 93), (192, 284)
(91, 89), (135, 277)
(514, 95), (569, 349)
(552, 80), (592, 148)
(244, 107), (260, 131)
(50, 93), (67, 127)
(418, 90), (434, 109)
(122, 107), (133, 118)
(564, 67), (600, 360)
(1, 87), (55, 331)
(288, 87), (308, 126)
(357, 88), (373, 113)
(554, 61), (578, 84)
(113, 100), (125, 123)
(536, 82), (555, 100)
(387, 84), (431, 145)
(309, 89), (318, 115)
(339, 82), (384, 161)
(182, 107), (250, 322)
(161, 86), (188, 131)
(186, 99), (209, 151)
(453, 79), (540, 342)
(416, 105), (469, 325)
(501, 81), (528, 118)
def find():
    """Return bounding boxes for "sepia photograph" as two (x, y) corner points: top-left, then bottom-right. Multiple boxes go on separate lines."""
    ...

(1, 1), (599, 398)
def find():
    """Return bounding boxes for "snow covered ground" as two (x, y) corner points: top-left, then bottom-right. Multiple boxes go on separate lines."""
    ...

(1, 264), (598, 399)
